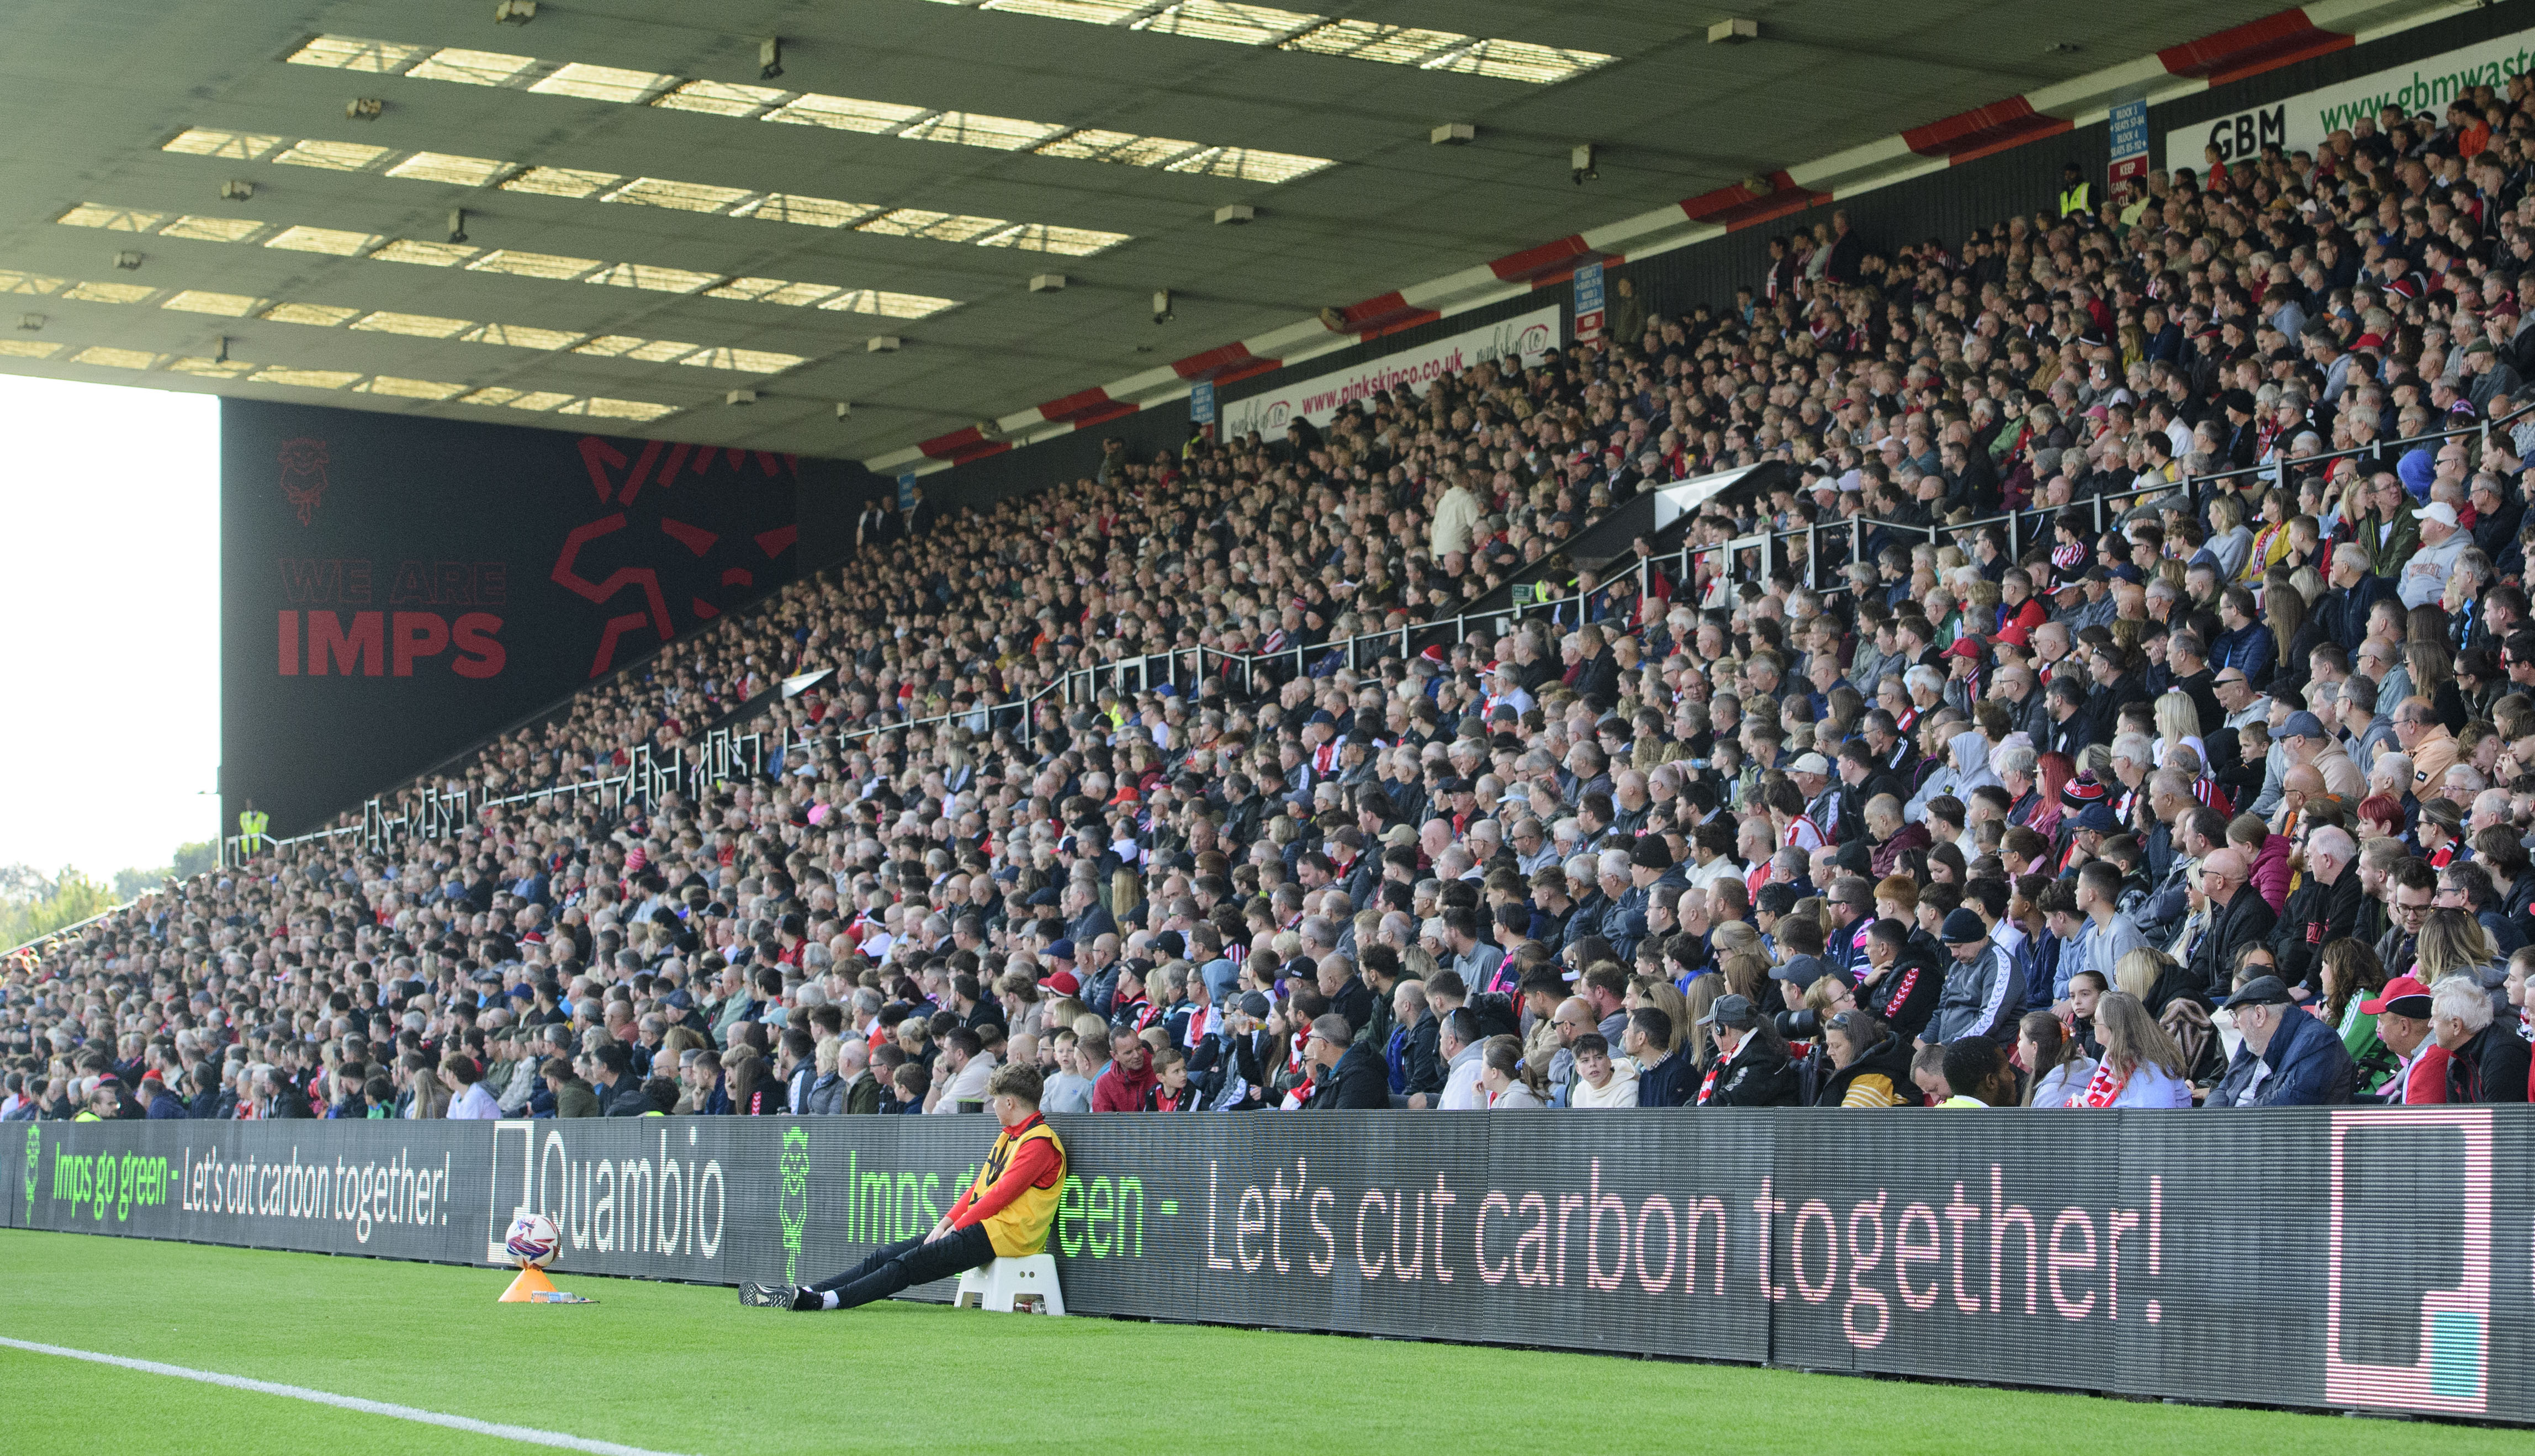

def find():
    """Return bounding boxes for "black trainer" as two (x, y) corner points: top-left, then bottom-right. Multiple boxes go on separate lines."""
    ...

(739, 1281), (799, 1309)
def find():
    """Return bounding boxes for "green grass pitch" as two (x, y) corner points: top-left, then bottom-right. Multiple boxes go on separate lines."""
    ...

(0, 1228), (2520, 1455)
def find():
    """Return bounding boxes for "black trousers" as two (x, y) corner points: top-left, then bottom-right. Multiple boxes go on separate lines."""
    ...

(808, 1223), (994, 1309)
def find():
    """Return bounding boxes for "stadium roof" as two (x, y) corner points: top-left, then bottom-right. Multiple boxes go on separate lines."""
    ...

(0, 0), (2467, 465)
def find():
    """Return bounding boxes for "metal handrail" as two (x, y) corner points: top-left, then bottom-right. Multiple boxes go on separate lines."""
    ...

(4, 897), (146, 959)
(802, 521), (1851, 755)
(225, 725), (771, 869)
(1857, 395), (2535, 560)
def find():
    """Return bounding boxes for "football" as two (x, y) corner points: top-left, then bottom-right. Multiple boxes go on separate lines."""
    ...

(504, 1213), (560, 1269)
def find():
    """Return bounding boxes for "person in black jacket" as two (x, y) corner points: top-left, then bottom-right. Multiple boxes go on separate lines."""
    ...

(1627, 1008), (1695, 1107)
(591, 1042), (652, 1116)
(1814, 1011), (1920, 1106)
(1692, 995), (1800, 1106)
(1303, 1015), (1390, 1109)
(1318, 958), (1376, 1036)
(2433, 979), (2533, 1104)
(1390, 984), (1446, 1108)
(2187, 847), (2277, 996)
(1188, 991), (1269, 1110)
(1857, 918), (1941, 1045)
(186, 1063), (223, 1120)
(2268, 825), (2362, 993)
(258, 1066), (313, 1119)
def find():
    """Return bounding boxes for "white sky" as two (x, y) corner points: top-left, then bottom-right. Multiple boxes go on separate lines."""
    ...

(0, 375), (220, 881)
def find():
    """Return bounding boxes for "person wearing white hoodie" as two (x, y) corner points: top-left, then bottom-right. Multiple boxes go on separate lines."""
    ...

(1905, 722), (1997, 823)
(1565, 1033), (1640, 1108)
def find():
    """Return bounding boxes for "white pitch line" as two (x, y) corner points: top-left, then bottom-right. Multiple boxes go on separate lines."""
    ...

(0, 1336), (696, 1456)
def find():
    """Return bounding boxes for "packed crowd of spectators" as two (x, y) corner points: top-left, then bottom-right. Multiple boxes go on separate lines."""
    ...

(17, 80), (2535, 1123)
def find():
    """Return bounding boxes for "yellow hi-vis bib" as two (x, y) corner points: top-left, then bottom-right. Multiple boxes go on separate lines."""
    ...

(970, 1119), (1067, 1258)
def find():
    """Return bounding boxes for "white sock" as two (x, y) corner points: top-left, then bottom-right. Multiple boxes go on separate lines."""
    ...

(819, 1290), (840, 1310)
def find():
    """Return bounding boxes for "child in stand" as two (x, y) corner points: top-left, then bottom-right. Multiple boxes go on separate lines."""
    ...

(1147, 1047), (1198, 1111)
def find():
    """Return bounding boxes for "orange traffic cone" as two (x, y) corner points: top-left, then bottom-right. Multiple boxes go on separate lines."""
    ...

(499, 1264), (558, 1303)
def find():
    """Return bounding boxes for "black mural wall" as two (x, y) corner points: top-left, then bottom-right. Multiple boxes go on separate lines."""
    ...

(219, 400), (877, 837)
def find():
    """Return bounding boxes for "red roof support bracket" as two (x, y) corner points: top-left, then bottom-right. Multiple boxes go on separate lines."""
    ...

(1679, 171), (1831, 231)
(1331, 292), (1439, 336)
(1902, 97), (2074, 165)
(1488, 234), (1596, 283)
(2160, 7), (2352, 87)
(1170, 342), (1268, 382)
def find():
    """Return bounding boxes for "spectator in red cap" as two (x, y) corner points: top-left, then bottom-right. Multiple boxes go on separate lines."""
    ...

(2361, 975), (2447, 1104)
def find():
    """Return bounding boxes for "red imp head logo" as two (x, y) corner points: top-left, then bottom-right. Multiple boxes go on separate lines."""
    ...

(277, 437), (331, 526)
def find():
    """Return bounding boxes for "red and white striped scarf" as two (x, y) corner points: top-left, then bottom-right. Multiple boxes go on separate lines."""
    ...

(2076, 1061), (2127, 1108)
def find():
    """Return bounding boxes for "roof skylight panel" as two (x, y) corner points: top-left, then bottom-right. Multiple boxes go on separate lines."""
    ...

(262, 302), (360, 326)
(818, 290), (959, 319)
(166, 356), (256, 378)
(264, 226), (383, 256)
(895, 112), (1065, 150)
(357, 376), (470, 400)
(406, 47), (540, 87)
(370, 240), (481, 266)
(573, 398), (681, 421)
(465, 250), (601, 280)
(273, 139), (392, 171)
(731, 194), (877, 229)
(1031, 129), (1199, 166)
(465, 324), (584, 350)
(1281, 19), (1467, 65)
(60, 280), (156, 304)
(652, 80), (788, 118)
(977, 223), (1131, 256)
(602, 177), (757, 214)
(974, 0), (1154, 21)
(350, 311), (475, 338)
(855, 209), (1009, 243)
(284, 36), (433, 73)
(677, 347), (806, 374)
(500, 166), (621, 199)
(51, 189), (957, 316)
(252, 366), (362, 389)
(161, 290), (264, 316)
(159, 215), (268, 243)
(927, 1), (1611, 81)
(1422, 39), (1612, 84)
(272, 31), (1319, 187)
(55, 204), (165, 232)
(571, 336), (697, 362)
(73, 347), (161, 369)
(764, 94), (929, 133)
(1130, 1), (1317, 45)
(1161, 145), (1332, 182)
(388, 152), (513, 186)
(531, 62), (678, 104)
(163, 128), (282, 160)
(583, 263), (721, 293)
(703, 278), (840, 306)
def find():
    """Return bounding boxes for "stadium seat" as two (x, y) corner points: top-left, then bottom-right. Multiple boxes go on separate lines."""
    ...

(954, 1254), (1065, 1316)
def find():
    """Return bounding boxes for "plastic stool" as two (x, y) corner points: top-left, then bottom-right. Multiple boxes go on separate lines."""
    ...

(954, 1254), (1066, 1315)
